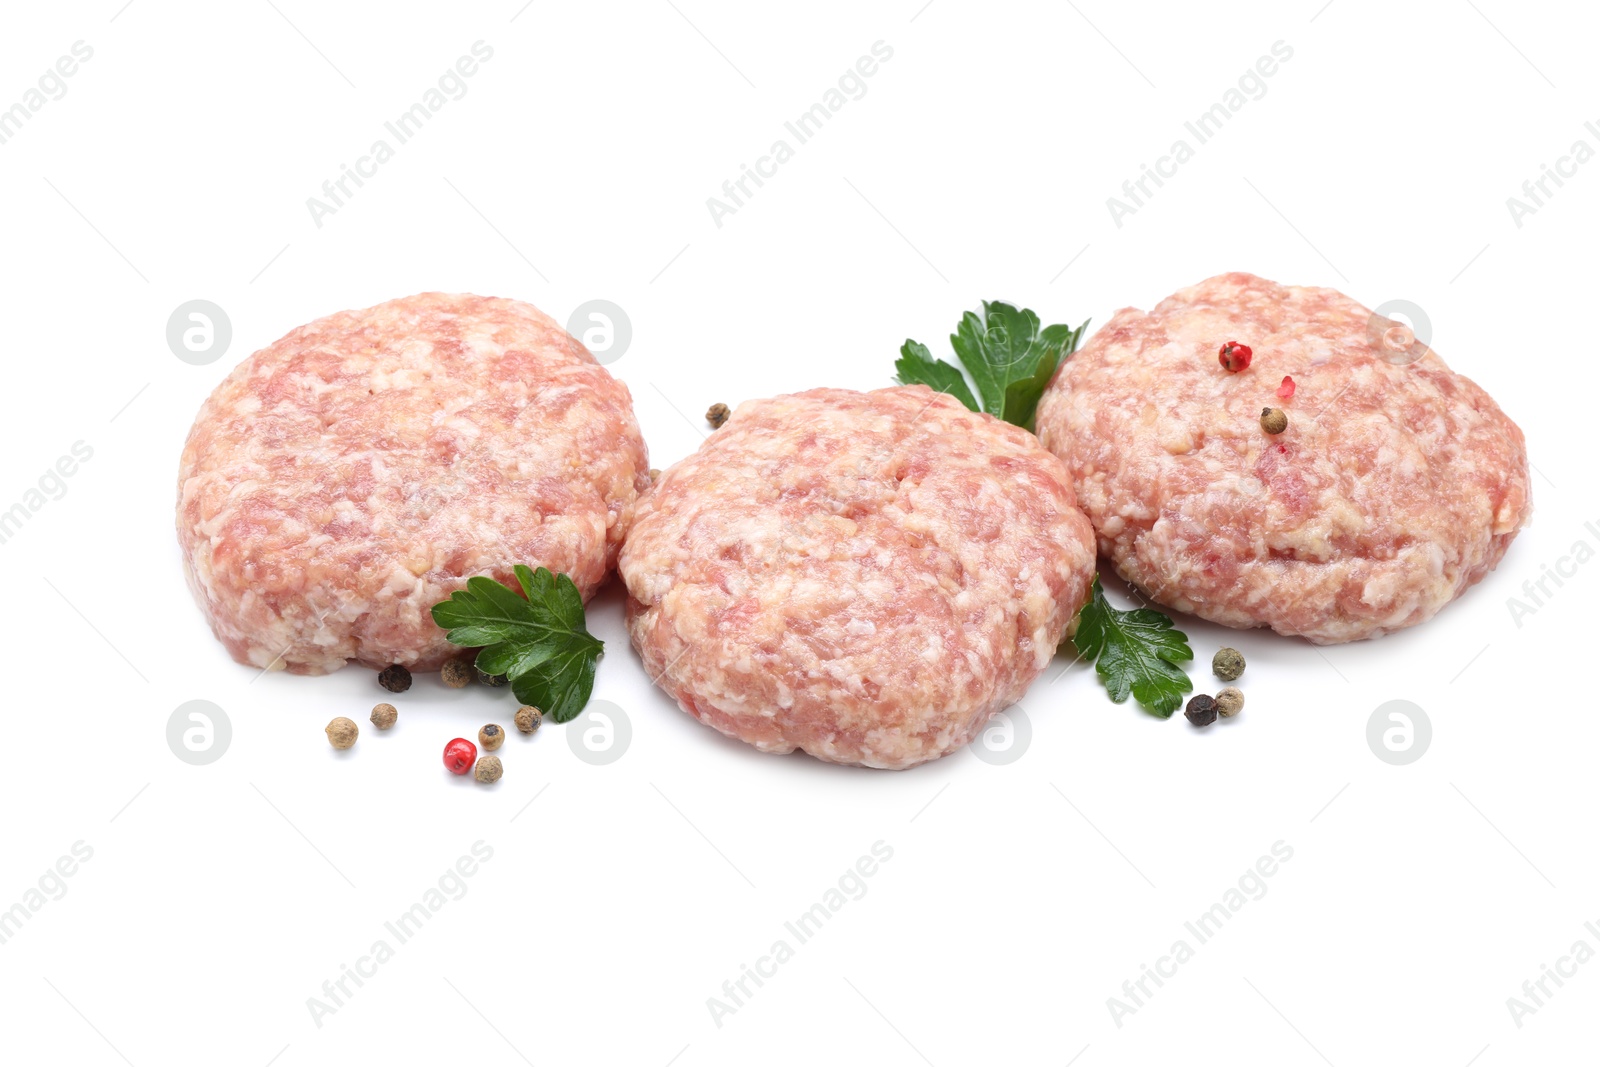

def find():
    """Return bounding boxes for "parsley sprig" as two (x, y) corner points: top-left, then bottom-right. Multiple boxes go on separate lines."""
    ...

(1072, 577), (1194, 718)
(895, 301), (1089, 430)
(430, 565), (603, 723)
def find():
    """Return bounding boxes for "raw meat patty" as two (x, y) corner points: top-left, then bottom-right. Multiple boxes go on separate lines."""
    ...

(1035, 272), (1531, 644)
(621, 386), (1097, 770)
(177, 292), (649, 674)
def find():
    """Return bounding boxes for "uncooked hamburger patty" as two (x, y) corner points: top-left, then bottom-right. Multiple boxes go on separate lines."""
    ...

(620, 386), (1097, 770)
(1035, 272), (1531, 644)
(177, 293), (649, 674)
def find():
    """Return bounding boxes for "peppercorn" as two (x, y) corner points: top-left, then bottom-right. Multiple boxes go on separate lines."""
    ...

(474, 755), (503, 784)
(1277, 375), (1296, 400)
(1185, 694), (1218, 727)
(370, 703), (398, 730)
(378, 664), (412, 693)
(648, 468), (662, 482)
(1215, 687), (1244, 718)
(475, 665), (507, 687)
(514, 706), (542, 734)
(326, 717), (359, 749)
(1218, 341), (1253, 372)
(1213, 647), (1245, 681)
(443, 737), (477, 775)
(478, 723), (504, 751)
(441, 659), (472, 689)
(1260, 407), (1288, 435)
(706, 402), (730, 429)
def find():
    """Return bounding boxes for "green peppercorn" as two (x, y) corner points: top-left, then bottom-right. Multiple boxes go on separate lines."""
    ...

(1215, 687), (1244, 718)
(1185, 694), (1218, 727)
(1213, 647), (1246, 681)
(1260, 407), (1288, 435)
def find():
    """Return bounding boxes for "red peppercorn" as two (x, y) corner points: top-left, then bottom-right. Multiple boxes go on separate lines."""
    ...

(443, 737), (477, 775)
(1218, 341), (1253, 372)
(1277, 375), (1296, 399)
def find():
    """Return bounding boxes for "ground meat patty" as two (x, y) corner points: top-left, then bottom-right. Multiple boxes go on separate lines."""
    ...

(620, 386), (1097, 770)
(177, 292), (649, 674)
(1035, 272), (1531, 644)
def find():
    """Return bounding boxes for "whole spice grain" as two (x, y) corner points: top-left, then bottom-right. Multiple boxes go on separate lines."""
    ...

(1215, 687), (1244, 718)
(1185, 694), (1218, 727)
(475, 665), (508, 687)
(370, 703), (398, 730)
(474, 755), (503, 784)
(1213, 647), (1246, 681)
(326, 717), (359, 749)
(378, 663), (412, 693)
(1260, 407), (1288, 435)
(706, 402), (730, 429)
(514, 706), (542, 734)
(478, 723), (504, 751)
(443, 737), (477, 775)
(1218, 341), (1253, 372)
(441, 659), (472, 689)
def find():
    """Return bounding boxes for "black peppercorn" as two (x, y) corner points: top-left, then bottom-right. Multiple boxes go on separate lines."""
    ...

(706, 402), (730, 429)
(1185, 694), (1218, 727)
(378, 664), (412, 693)
(475, 664), (507, 687)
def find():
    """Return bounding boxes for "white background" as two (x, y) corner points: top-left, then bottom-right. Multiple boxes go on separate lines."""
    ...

(0, 1), (1594, 1064)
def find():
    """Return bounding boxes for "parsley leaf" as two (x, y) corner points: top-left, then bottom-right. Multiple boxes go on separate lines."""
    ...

(1071, 576), (1194, 718)
(895, 339), (979, 412)
(430, 565), (603, 723)
(895, 301), (1089, 429)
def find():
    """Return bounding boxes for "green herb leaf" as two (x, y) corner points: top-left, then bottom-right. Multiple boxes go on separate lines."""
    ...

(894, 339), (979, 412)
(1071, 576), (1193, 718)
(430, 565), (604, 723)
(896, 302), (1088, 429)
